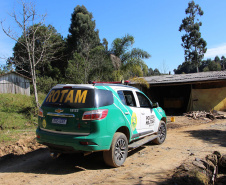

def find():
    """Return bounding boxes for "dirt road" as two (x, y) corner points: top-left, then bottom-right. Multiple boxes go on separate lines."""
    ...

(0, 118), (226, 185)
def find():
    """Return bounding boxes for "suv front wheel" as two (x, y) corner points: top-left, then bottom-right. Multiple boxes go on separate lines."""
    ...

(103, 132), (128, 167)
(153, 121), (167, 145)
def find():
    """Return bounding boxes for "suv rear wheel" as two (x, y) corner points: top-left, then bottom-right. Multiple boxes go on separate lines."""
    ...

(103, 132), (128, 167)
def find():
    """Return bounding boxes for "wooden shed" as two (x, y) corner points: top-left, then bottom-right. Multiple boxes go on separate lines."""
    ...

(0, 71), (31, 96)
(130, 71), (226, 114)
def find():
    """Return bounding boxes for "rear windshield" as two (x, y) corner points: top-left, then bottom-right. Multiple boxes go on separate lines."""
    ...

(42, 88), (113, 108)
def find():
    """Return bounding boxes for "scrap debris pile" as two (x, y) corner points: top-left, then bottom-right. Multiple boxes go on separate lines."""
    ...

(184, 111), (226, 121)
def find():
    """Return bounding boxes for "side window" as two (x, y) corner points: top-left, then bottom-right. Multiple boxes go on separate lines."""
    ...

(117, 91), (126, 105)
(95, 89), (113, 107)
(136, 92), (151, 108)
(118, 90), (136, 107)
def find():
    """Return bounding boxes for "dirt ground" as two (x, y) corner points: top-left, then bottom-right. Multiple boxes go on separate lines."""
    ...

(0, 116), (226, 185)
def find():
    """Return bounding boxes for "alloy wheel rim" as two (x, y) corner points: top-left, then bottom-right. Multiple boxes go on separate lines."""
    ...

(114, 138), (126, 161)
(159, 124), (166, 141)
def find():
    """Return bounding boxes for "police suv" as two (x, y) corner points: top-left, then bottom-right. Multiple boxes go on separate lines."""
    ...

(36, 82), (167, 167)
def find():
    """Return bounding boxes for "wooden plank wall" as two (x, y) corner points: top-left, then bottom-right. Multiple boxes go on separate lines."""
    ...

(0, 73), (30, 96)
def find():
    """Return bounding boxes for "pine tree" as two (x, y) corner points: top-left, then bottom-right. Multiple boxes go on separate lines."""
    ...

(67, 5), (100, 57)
(179, 0), (207, 72)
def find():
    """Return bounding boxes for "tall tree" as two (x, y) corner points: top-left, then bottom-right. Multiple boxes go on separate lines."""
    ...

(1, 1), (64, 107)
(179, 0), (207, 72)
(67, 5), (100, 55)
(12, 25), (66, 81)
(66, 5), (102, 83)
(221, 56), (226, 70)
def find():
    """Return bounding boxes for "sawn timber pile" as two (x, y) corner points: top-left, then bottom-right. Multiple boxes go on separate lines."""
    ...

(184, 111), (226, 121)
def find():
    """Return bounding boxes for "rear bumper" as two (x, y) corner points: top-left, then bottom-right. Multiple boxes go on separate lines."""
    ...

(36, 127), (112, 152)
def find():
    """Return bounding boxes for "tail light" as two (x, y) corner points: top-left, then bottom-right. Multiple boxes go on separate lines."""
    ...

(38, 108), (44, 117)
(82, 109), (108, 120)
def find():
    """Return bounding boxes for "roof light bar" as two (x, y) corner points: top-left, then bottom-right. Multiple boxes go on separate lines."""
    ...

(63, 86), (72, 89)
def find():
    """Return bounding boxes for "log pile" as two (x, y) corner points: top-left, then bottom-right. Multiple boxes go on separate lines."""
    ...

(192, 151), (226, 184)
(172, 151), (226, 185)
(184, 111), (226, 120)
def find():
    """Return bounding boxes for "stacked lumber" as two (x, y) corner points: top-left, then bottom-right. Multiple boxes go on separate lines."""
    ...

(184, 111), (226, 120)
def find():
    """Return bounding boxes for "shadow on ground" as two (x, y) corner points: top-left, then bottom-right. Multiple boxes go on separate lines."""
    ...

(0, 145), (148, 175)
(159, 176), (206, 185)
(0, 148), (108, 175)
(185, 129), (226, 147)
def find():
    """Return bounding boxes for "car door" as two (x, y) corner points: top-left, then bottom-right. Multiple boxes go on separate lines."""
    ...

(135, 91), (157, 134)
(117, 90), (141, 137)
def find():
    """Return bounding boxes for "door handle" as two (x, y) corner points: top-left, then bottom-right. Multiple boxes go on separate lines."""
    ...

(125, 112), (129, 115)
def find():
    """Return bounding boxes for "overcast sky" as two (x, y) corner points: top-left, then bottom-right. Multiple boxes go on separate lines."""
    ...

(1, 0), (226, 73)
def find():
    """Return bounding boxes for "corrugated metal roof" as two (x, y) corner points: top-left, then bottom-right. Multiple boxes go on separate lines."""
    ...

(141, 71), (226, 85)
(0, 71), (31, 81)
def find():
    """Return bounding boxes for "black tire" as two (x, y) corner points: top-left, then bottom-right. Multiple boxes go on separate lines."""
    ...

(103, 132), (128, 167)
(153, 121), (167, 145)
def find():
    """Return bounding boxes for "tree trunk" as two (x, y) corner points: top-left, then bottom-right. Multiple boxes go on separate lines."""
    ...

(196, 66), (199, 73)
(32, 74), (39, 109)
(30, 61), (39, 109)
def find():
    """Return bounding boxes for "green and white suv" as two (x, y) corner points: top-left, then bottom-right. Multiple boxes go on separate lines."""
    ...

(36, 83), (167, 167)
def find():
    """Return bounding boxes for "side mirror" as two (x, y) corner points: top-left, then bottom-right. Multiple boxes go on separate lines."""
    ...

(152, 101), (159, 108)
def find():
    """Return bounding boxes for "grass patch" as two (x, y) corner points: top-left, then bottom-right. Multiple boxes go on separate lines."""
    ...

(0, 129), (36, 146)
(0, 93), (46, 144)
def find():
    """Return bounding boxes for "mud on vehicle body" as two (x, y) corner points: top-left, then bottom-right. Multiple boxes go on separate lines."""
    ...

(36, 83), (167, 167)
